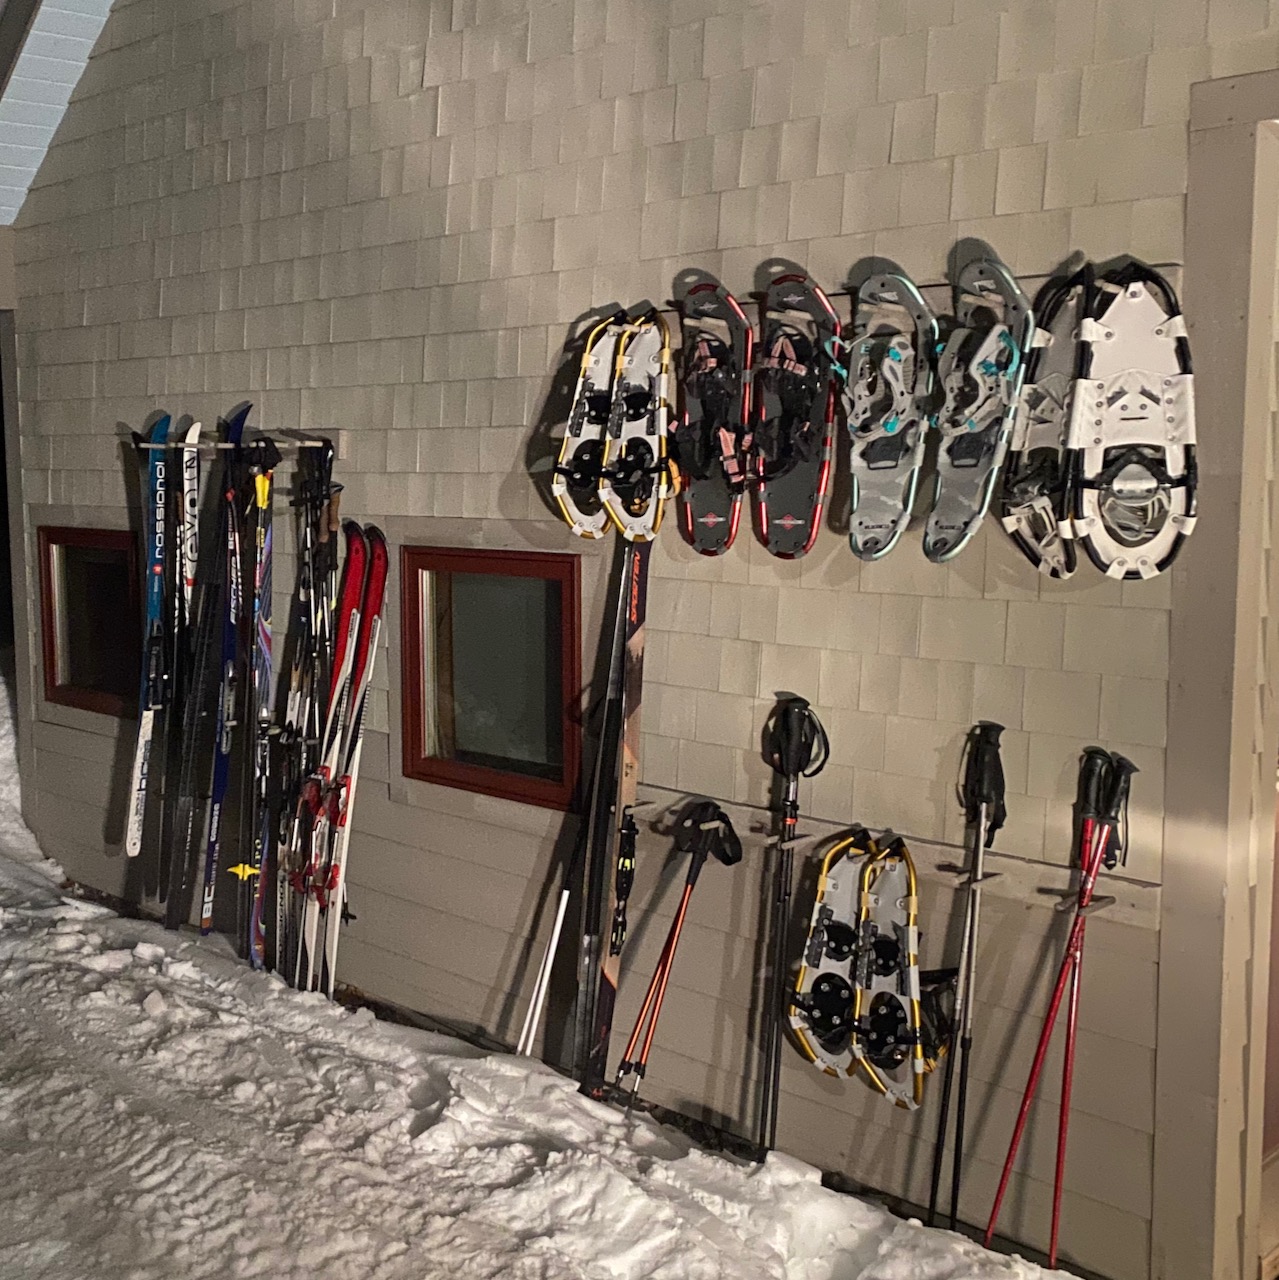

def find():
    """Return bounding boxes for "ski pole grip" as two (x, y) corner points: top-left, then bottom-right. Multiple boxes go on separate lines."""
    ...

(962, 720), (1007, 840)
(1104, 755), (1139, 822)
(1075, 747), (1112, 821)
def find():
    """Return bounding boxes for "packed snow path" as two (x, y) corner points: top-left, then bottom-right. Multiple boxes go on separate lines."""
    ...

(0, 722), (1056, 1279)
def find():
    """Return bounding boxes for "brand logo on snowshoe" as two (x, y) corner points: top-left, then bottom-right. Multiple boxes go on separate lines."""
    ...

(781, 292), (807, 307)
(698, 512), (725, 526)
(773, 513), (805, 530)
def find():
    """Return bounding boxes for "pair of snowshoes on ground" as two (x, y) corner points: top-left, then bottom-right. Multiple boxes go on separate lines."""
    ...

(674, 274), (841, 559)
(839, 260), (1035, 564)
(1001, 260), (1197, 580)
(554, 311), (674, 542)
(788, 828), (952, 1111)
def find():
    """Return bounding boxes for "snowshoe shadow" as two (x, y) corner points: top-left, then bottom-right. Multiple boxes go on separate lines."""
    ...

(752, 256), (807, 301)
(670, 266), (726, 309)
(520, 303), (627, 524)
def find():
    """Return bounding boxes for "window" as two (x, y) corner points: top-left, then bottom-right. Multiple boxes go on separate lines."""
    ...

(38, 526), (141, 717)
(401, 546), (580, 809)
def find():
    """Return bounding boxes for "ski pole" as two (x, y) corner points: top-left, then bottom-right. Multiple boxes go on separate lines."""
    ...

(1047, 752), (1136, 1265)
(759, 697), (828, 1154)
(984, 749), (1135, 1254)
(928, 721), (1007, 1229)
(614, 801), (740, 1103)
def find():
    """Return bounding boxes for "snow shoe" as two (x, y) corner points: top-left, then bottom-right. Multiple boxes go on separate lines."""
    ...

(843, 272), (938, 560)
(925, 258), (1034, 562)
(1064, 262), (1197, 579)
(674, 281), (753, 555)
(789, 829), (927, 1110)
(1000, 269), (1089, 579)
(751, 272), (841, 558)
(554, 313), (628, 538)
(599, 312), (674, 542)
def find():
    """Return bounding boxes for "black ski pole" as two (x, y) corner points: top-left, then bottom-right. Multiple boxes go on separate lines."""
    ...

(759, 696), (828, 1154)
(927, 721), (1007, 1229)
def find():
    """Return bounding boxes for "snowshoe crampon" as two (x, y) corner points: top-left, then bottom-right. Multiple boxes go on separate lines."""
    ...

(752, 273), (841, 558)
(843, 272), (938, 560)
(1065, 262), (1197, 579)
(1000, 269), (1089, 579)
(789, 829), (928, 1110)
(675, 282), (753, 555)
(599, 313), (674, 542)
(926, 258), (1034, 563)
(554, 313), (628, 538)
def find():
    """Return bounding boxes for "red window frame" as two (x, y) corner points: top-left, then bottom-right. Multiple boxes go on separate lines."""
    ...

(37, 525), (141, 718)
(400, 545), (580, 810)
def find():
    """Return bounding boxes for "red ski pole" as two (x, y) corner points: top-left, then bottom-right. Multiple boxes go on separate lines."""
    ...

(985, 748), (1135, 1253)
(1046, 753), (1137, 1265)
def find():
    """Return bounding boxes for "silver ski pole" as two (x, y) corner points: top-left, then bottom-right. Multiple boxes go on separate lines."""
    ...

(927, 721), (1005, 1228)
(518, 887), (569, 1055)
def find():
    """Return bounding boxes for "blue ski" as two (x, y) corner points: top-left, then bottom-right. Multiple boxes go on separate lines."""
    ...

(125, 414), (171, 858)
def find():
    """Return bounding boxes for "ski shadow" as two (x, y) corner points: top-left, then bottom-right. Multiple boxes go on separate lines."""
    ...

(518, 303), (628, 526)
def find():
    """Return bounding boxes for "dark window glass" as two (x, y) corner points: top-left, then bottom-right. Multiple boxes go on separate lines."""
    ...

(38, 527), (141, 717)
(401, 546), (579, 810)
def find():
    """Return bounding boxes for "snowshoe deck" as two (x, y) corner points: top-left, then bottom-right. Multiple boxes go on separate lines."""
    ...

(1000, 269), (1089, 580)
(789, 829), (927, 1110)
(1065, 263), (1197, 579)
(599, 313), (673, 542)
(675, 282), (753, 555)
(925, 258), (1034, 563)
(554, 313), (627, 539)
(843, 272), (937, 560)
(752, 273), (840, 559)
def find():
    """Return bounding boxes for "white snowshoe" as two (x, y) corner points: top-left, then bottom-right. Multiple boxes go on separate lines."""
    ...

(599, 312), (674, 542)
(842, 273), (938, 560)
(789, 829), (929, 1110)
(554, 313), (628, 539)
(925, 258), (1035, 562)
(1064, 263), (1197, 579)
(1000, 269), (1089, 579)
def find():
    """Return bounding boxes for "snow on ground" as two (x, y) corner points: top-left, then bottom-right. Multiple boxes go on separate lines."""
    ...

(0, 681), (1057, 1279)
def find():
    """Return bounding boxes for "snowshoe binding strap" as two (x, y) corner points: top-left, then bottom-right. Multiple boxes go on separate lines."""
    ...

(844, 272), (938, 560)
(1064, 261), (1196, 580)
(754, 330), (820, 476)
(958, 720), (1007, 845)
(925, 258), (1034, 563)
(1000, 268), (1090, 579)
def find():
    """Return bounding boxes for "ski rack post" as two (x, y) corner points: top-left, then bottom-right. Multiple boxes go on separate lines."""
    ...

(758, 695), (828, 1155)
(927, 721), (1007, 1230)
(984, 748), (1137, 1266)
